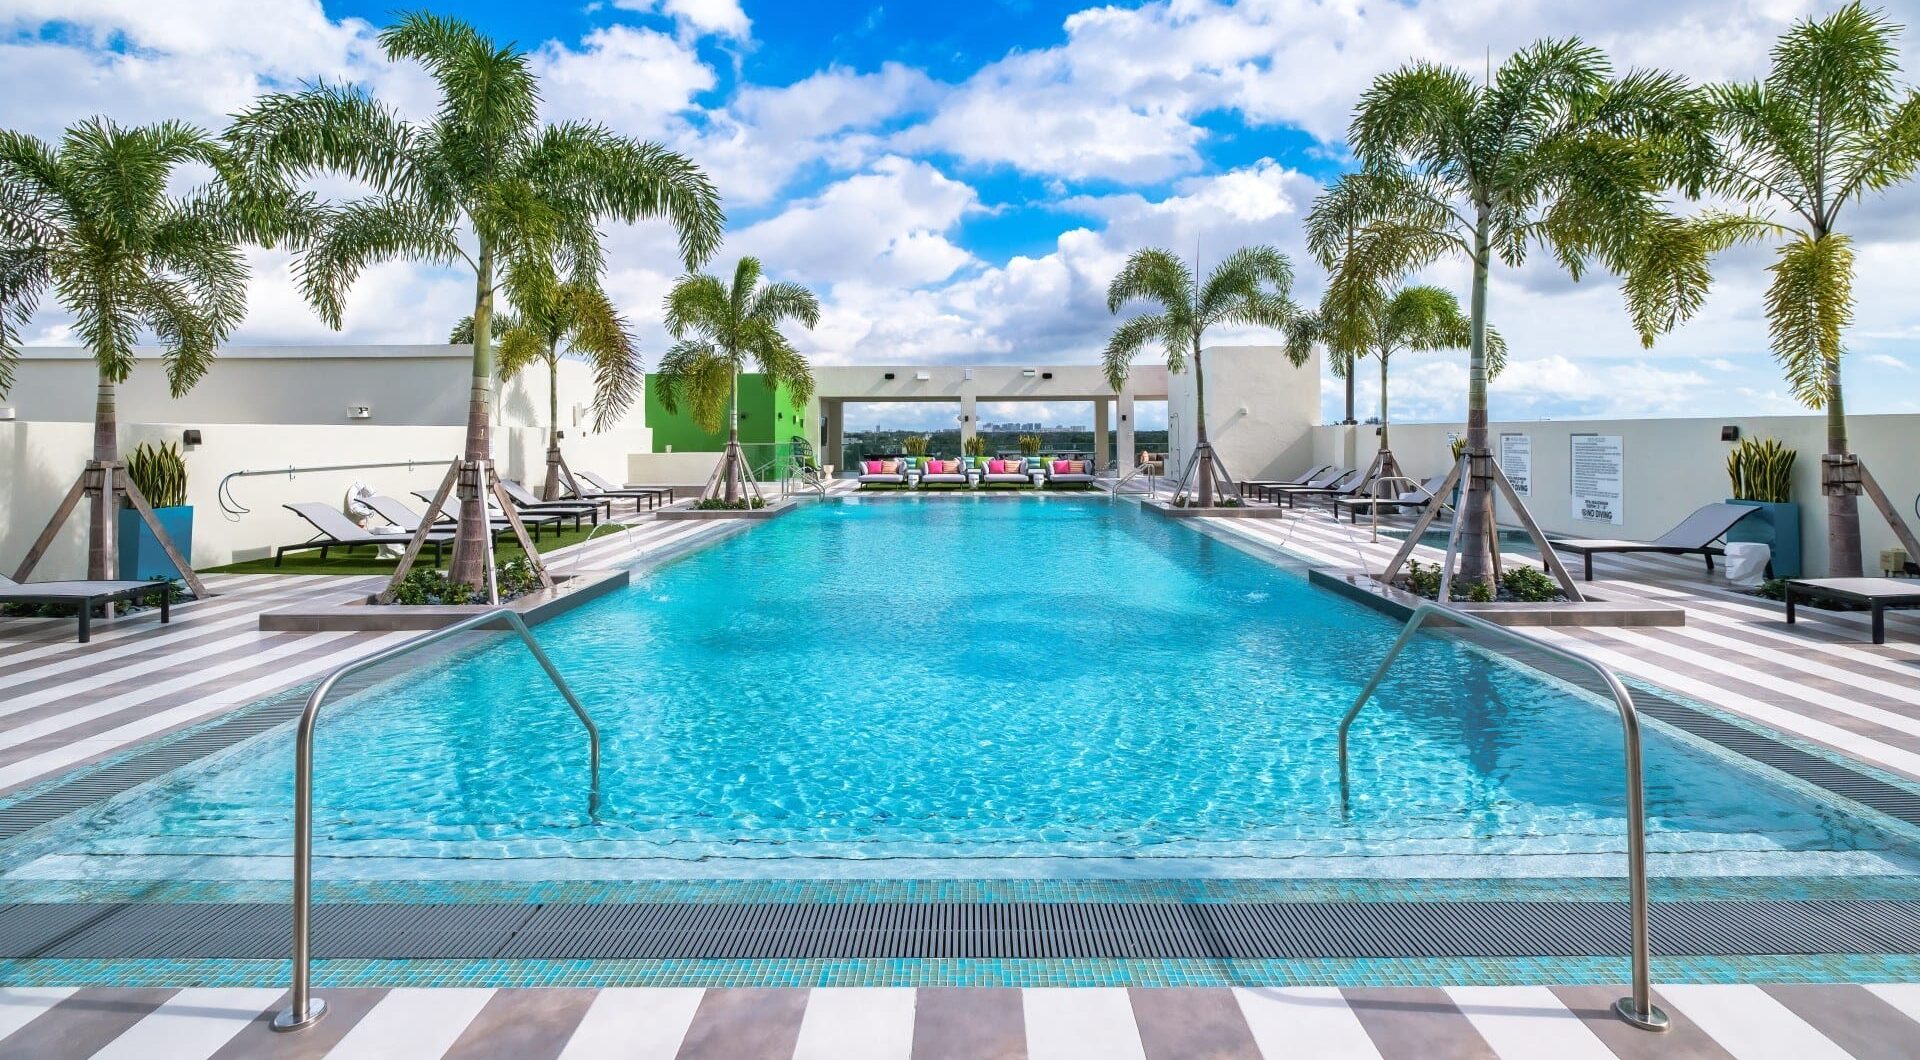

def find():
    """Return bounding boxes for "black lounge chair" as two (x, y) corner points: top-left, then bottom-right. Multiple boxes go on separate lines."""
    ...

(576, 470), (674, 510)
(1337, 474), (1451, 523)
(279, 502), (454, 567)
(502, 478), (612, 523)
(1242, 465), (1332, 503)
(407, 491), (566, 539)
(1550, 502), (1760, 581)
(1257, 468), (1356, 505)
(1283, 468), (1374, 510)
(0, 573), (173, 643)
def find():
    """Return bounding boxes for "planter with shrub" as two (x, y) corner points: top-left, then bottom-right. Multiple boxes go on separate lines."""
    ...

(1724, 436), (1801, 578)
(118, 441), (193, 582)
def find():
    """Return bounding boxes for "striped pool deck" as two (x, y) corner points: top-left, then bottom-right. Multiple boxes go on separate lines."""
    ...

(3, 981), (1918, 1058)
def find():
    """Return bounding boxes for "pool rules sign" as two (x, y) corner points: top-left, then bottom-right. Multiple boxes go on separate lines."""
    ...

(1570, 434), (1624, 524)
(1498, 433), (1531, 496)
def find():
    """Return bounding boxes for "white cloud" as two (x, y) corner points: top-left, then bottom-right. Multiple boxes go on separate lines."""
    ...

(535, 26), (715, 138)
(1864, 353), (1910, 370)
(612, 0), (751, 40)
(733, 157), (981, 288)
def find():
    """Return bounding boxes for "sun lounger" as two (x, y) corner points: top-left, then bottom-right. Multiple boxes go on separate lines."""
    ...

(1337, 474), (1451, 522)
(502, 479), (612, 523)
(576, 471), (674, 510)
(279, 501), (453, 567)
(1550, 502), (1760, 581)
(1785, 578), (1920, 644)
(406, 491), (565, 539)
(477, 488), (593, 532)
(1242, 465), (1332, 501)
(0, 573), (173, 643)
(1283, 469), (1374, 509)
(1255, 468), (1355, 504)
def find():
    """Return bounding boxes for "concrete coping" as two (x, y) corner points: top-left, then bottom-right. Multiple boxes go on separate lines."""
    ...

(1309, 568), (1686, 627)
(258, 568), (628, 631)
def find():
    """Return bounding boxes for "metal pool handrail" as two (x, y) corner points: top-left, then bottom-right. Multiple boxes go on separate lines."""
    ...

(273, 609), (601, 1033)
(1336, 602), (1669, 1033)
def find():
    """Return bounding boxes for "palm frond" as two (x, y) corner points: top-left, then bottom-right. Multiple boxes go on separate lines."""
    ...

(1102, 313), (1164, 390)
(653, 337), (732, 433)
(297, 197), (463, 328)
(1766, 233), (1853, 408)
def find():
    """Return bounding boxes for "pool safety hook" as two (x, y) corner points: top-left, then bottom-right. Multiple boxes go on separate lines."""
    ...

(1337, 602), (1668, 1033)
(273, 609), (600, 1033)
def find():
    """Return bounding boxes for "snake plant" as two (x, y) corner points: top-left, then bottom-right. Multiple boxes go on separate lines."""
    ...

(125, 442), (188, 508)
(1727, 437), (1796, 504)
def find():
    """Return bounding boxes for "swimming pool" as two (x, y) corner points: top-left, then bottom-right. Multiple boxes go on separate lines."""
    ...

(4, 496), (1917, 892)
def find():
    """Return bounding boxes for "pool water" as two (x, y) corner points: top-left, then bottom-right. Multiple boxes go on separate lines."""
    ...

(5, 496), (1917, 887)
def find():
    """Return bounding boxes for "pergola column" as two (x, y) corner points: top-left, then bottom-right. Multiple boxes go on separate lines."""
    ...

(822, 400), (844, 471)
(1116, 389), (1136, 472)
(960, 393), (978, 454)
(1092, 398), (1110, 472)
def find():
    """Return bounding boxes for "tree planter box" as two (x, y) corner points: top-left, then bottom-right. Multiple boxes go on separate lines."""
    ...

(1725, 499), (1801, 579)
(259, 569), (627, 631)
(117, 505), (192, 581)
(1143, 498), (1286, 519)
(1309, 569), (1685, 627)
(655, 497), (800, 521)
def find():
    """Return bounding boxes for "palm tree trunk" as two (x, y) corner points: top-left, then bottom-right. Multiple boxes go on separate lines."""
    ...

(1343, 364), (1356, 424)
(1826, 352), (1863, 576)
(450, 242), (496, 587)
(1457, 207), (1495, 589)
(542, 351), (562, 500)
(1377, 352), (1391, 453)
(1192, 338), (1214, 508)
(87, 366), (117, 581)
(724, 369), (741, 505)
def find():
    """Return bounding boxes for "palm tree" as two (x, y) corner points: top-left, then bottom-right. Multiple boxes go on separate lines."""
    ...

(1287, 284), (1502, 480)
(1103, 246), (1298, 507)
(0, 118), (259, 595)
(452, 268), (640, 499)
(1328, 39), (1733, 590)
(655, 256), (818, 505)
(1704, 2), (1920, 577)
(229, 11), (722, 591)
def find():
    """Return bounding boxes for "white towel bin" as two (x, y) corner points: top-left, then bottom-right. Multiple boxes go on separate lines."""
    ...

(1724, 542), (1770, 586)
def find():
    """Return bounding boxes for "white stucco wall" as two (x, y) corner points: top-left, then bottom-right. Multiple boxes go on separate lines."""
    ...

(1166, 345), (1323, 485)
(1310, 414), (1920, 577)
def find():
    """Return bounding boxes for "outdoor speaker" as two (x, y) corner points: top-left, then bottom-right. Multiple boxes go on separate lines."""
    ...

(182, 429), (203, 446)
(1720, 425), (1739, 441)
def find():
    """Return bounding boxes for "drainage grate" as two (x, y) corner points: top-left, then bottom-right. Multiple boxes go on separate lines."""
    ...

(3, 900), (1919, 961)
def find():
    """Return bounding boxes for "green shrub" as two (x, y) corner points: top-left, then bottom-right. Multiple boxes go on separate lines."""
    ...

(1405, 559), (1442, 598)
(1464, 579), (1494, 603)
(1017, 434), (1042, 456)
(498, 556), (540, 598)
(125, 441), (188, 508)
(1501, 566), (1561, 602)
(694, 497), (767, 510)
(963, 435), (988, 457)
(903, 435), (929, 457)
(1755, 577), (1789, 601)
(440, 580), (475, 605)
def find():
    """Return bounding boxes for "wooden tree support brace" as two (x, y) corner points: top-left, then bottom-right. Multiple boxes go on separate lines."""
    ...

(13, 462), (210, 600)
(378, 459), (459, 604)
(1489, 461), (1583, 602)
(12, 471), (89, 583)
(1378, 456), (1466, 584)
(486, 463), (554, 591)
(117, 468), (211, 600)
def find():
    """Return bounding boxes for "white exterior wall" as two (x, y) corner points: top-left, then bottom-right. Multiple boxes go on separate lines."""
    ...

(1167, 345), (1323, 485)
(1310, 414), (1920, 577)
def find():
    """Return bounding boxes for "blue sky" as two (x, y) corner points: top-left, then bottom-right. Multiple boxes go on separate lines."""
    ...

(5, 1), (1920, 431)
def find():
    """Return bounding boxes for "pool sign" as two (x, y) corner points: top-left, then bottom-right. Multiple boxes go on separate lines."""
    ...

(1570, 434), (1624, 524)
(1498, 433), (1531, 496)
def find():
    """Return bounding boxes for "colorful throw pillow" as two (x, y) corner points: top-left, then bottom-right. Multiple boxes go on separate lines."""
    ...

(925, 459), (945, 474)
(864, 460), (885, 475)
(1066, 460), (1087, 474)
(1052, 460), (1070, 474)
(988, 459), (1006, 474)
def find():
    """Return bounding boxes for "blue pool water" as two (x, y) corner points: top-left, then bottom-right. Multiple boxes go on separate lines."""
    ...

(5, 496), (1918, 886)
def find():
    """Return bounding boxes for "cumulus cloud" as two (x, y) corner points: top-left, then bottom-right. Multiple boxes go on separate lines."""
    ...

(612, 0), (751, 41)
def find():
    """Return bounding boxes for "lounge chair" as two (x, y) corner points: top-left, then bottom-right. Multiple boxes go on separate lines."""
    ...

(502, 479), (612, 523)
(1785, 578), (1920, 644)
(1550, 502), (1760, 581)
(476, 488), (593, 532)
(0, 573), (173, 643)
(279, 501), (453, 567)
(1242, 465), (1332, 501)
(918, 458), (970, 488)
(981, 457), (1034, 488)
(1044, 457), (1097, 488)
(575, 470), (674, 511)
(406, 491), (565, 539)
(1336, 474), (1451, 523)
(1255, 468), (1354, 504)
(1282, 469), (1374, 510)
(857, 458), (909, 488)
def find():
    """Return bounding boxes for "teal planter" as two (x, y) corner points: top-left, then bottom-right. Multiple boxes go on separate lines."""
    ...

(1725, 499), (1800, 579)
(117, 505), (193, 582)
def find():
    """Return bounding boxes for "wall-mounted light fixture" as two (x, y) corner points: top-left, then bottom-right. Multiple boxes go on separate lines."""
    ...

(963, 368), (973, 380)
(1022, 368), (1037, 377)
(884, 372), (896, 380)
(1720, 425), (1739, 442)
(915, 370), (931, 381)
(1041, 371), (1053, 380)
(1120, 413), (1129, 422)
(347, 405), (372, 420)
(182, 428), (203, 447)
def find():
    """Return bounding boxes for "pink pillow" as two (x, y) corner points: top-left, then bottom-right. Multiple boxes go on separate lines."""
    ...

(1053, 460), (1070, 473)
(927, 459), (946, 474)
(988, 459), (1006, 474)
(864, 460), (885, 474)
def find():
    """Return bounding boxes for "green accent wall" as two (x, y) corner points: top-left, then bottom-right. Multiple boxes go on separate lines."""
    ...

(645, 373), (818, 474)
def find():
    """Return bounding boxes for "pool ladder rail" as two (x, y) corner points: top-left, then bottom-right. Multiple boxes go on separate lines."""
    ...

(273, 609), (601, 1033)
(1339, 602), (1669, 1033)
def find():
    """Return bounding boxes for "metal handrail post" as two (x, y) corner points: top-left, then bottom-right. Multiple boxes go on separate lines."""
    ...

(1335, 602), (1669, 1032)
(273, 609), (600, 1032)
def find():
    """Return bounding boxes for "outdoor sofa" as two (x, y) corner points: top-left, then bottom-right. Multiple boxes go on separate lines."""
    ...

(0, 572), (173, 643)
(980, 457), (1035, 487)
(918, 458), (971, 487)
(1044, 458), (1098, 488)
(1549, 502), (1760, 581)
(857, 458), (910, 488)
